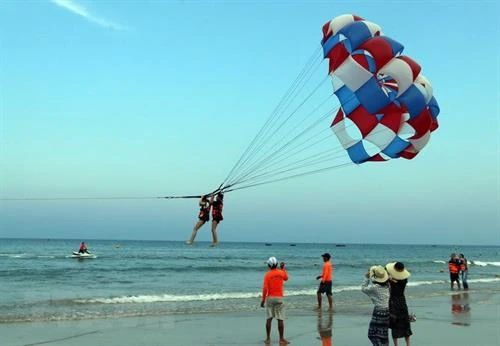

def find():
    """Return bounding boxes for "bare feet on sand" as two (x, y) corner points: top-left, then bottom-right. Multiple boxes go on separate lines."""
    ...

(279, 339), (290, 344)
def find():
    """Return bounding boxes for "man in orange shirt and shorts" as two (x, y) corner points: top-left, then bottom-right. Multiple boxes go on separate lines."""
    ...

(261, 256), (289, 345)
(316, 253), (333, 310)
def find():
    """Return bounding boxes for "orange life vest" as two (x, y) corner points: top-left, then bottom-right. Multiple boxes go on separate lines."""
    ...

(448, 261), (460, 274)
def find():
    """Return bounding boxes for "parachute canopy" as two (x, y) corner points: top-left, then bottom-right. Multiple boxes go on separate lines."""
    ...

(322, 14), (440, 164)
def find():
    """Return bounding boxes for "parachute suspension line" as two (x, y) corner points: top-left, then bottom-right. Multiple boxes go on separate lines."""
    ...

(232, 146), (349, 188)
(234, 130), (340, 186)
(220, 46), (324, 189)
(226, 102), (338, 188)
(222, 52), (324, 191)
(228, 133), (351, 190)
(226, 91), (335, 187)
(223, 161), (355, 194)
(224, 75), (330, 188)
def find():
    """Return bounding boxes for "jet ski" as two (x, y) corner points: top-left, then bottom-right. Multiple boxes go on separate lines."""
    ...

(71, 251), (97, 259)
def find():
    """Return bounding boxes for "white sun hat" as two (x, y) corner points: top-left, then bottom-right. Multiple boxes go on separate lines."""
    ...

(267, 256), (278, 266)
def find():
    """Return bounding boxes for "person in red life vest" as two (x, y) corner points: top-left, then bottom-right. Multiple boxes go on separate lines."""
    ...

(78, 242), (89, 254)
(261, 256), (289, 345)
(316, 253), (334, 310)
(186, 195), (211, 245)
(209, 192), (224, 246)
(448, 253), (461, 290)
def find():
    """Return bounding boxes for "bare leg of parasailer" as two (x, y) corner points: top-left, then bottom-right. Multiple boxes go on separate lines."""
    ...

(186, 220), (206, 245)
(210, 220), (219, 246)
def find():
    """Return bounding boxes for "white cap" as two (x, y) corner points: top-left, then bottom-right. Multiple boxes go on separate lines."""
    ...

(267, 257), (278, 266)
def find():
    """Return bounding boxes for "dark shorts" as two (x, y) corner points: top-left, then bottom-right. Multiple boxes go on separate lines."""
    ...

(212, 216), (223, 223)
(317, 281), (332, 296)
(198, 215), (209, 222)
(450, 273), (459, 282)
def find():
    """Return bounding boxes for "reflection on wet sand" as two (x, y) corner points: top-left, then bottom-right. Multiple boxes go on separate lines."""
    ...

(451, 292), (471, 326)
(317, 311), (333, 346)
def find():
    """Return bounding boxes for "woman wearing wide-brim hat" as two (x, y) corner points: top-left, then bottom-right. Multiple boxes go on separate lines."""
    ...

(361, 265), (390, 346)
(386, 262), (412, 346)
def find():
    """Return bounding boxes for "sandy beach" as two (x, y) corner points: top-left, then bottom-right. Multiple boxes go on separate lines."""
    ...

(2, 289), (499, 346)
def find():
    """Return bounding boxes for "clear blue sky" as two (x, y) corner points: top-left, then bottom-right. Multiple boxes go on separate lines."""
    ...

(1, 1), (498, 245)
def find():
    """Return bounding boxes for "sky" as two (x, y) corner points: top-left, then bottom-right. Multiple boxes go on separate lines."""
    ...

(0, 0), (499, 245)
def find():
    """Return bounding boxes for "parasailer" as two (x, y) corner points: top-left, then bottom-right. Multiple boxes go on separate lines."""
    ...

(186, 195), (211, 245)
(209, 192), (224, 247)
(185, 192), (224, 246)
(322, 14), (440, 163)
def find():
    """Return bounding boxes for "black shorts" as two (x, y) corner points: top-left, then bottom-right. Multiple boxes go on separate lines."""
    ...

(199, 215), (209, 222)
(317, 281), (332, 296)
(212, 216), (223, 223)
(450, 273), (459, 282)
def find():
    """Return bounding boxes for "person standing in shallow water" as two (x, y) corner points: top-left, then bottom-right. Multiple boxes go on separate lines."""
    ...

(458, 254), (469, 290)
(386, 262), (412, 346)
(448, 253), (461, 290)
(186, 195), (211, 245)
(361, 265), (390, 346)
(316, 253), (333, 310)
(209, 192), (224, 246)
(261, 257), (289, 345)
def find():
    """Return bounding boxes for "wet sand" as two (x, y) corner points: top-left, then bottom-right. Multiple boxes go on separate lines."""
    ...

(1, 289), (499, 346)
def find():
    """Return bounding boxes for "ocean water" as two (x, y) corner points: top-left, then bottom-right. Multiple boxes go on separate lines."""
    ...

(1, 238), (499, 323)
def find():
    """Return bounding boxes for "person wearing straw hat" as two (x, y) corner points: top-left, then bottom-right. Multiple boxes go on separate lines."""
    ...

(386, 262), (412, 346)
(361, 265), (390, 346)
(261, 256), (289, 345)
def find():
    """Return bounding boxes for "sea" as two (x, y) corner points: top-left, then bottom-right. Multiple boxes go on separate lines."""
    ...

(1, 238), (499, 323)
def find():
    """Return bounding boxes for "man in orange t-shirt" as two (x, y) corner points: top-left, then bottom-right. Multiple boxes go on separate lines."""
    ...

(261, 256), (289, 345)
(316, 253), (333, 310)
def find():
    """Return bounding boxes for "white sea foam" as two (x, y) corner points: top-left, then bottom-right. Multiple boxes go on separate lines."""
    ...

(468, 277), (500, 283)
(81, 278), (496, 305)
(0, 253), (28, 258)
(407, 280), (446, 287)
(434, 259), (500, 267)
(471, 261), (500, 267)
(77, 292), (261, 304)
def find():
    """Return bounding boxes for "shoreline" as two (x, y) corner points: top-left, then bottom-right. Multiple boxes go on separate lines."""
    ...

(2, 289), (499, 346)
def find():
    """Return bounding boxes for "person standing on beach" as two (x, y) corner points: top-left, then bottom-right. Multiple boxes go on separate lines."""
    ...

(448, 253), (461, 290)
(386, 262), (412, 346)
(261, 256), (289, 345)
(186, 195), (211, 245)
(209, 192), (224, 246)
(361, 265), (390, 346)
(316, 253), (333, 310)
(458, 254), (469, 290)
